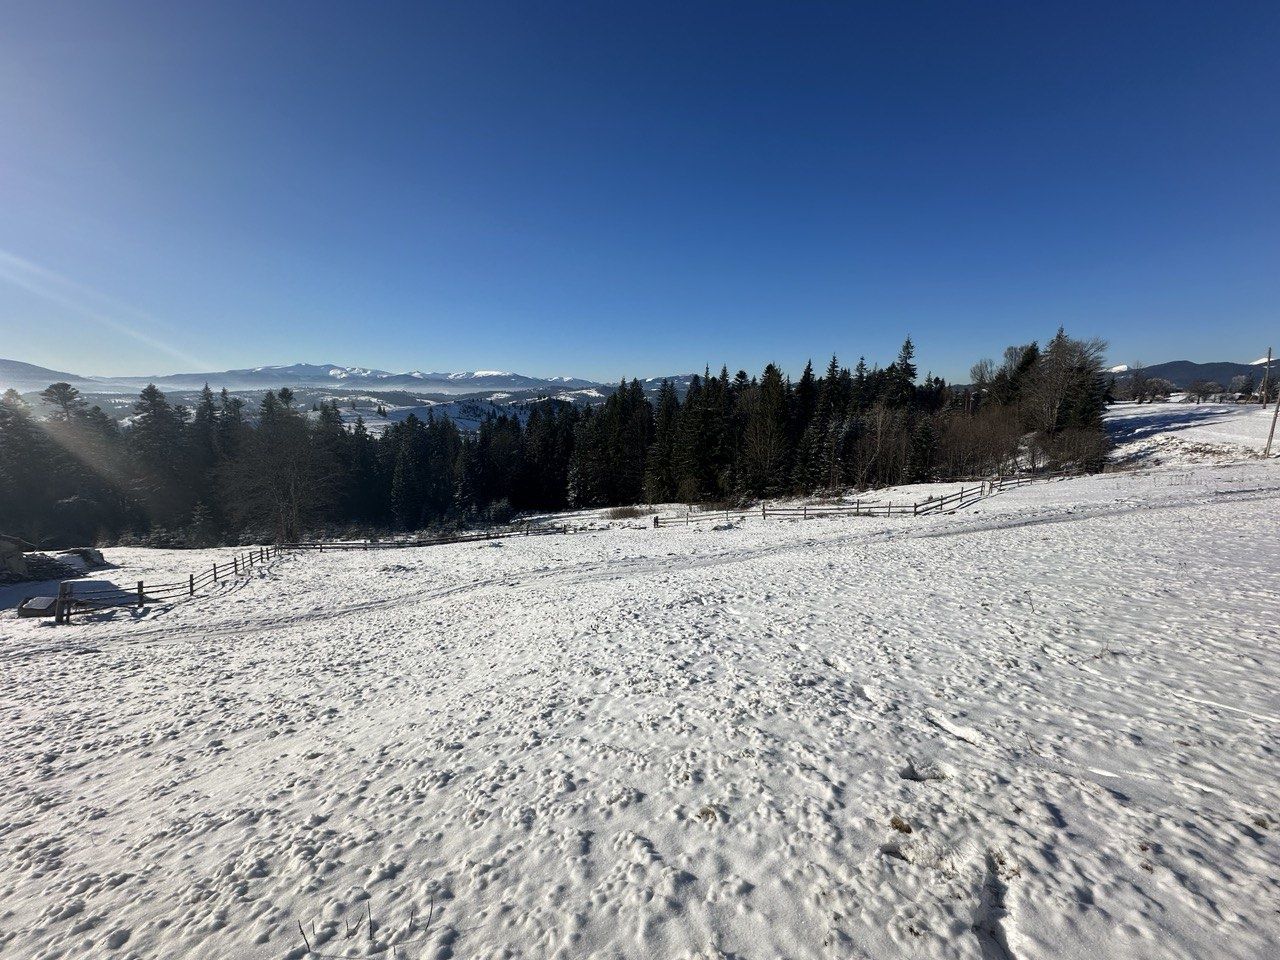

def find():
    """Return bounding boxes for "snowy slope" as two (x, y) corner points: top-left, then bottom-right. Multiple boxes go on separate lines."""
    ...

(1106, 401), (1277, 463)
(3, 462), (1280, 959)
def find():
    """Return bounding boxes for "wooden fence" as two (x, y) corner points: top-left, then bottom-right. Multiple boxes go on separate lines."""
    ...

(53, 544), (288, 623)
(652, 472), (1074, 528)
(51, 523), (575, 624)
(47, 473), (1074, 623)
(283, 523), (570, 552)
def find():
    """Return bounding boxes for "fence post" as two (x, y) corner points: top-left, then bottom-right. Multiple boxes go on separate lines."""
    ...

(213, 563), (218, 583)
(803, 504), (807, 520)
(189, 573), (194, 596)
(234, 556), (239, 575)
(137, 580), (144, 608)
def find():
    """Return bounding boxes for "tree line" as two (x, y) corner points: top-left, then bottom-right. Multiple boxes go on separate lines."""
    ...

(0, 329), (1109, 548)
(1111, 365), (1271, 404)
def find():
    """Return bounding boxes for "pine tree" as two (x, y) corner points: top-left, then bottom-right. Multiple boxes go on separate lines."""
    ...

(390, 438), (422, 529)
(39, 382), (88, 422)
(130, 384), (188, 525)
(643, 380), (680, 503)
(881, 338), (917, 407)
(453, 440), (479, 517)
(793, 361), (816, 444)
(671, 375), (710, 501)
(219, 389), (337, 541)
(0, 390), (54, 543)
(736, 364), (791, 496)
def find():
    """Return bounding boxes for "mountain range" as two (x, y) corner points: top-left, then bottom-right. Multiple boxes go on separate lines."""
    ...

(1107, 358), (1273, 386)
(0, 359), (603, 395)
(2, 355), (1272, 402)
(0, 358), (705, 431)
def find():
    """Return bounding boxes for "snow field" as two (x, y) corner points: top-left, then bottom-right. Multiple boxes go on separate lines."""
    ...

(1, 462), (1279, 959)
(1106, 401), (1278, 464)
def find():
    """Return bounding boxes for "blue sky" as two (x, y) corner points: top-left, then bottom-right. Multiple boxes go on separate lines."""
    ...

(1, 1), (1277, 383)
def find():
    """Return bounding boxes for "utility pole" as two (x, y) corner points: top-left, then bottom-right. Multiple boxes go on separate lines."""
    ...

(1266, 377), (1280, 458)
(1263, 347), (1273, 409)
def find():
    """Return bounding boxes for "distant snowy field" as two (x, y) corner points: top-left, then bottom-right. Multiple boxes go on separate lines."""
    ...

(2, 410), (1279, 959)
(1107, 400), (1277, 464)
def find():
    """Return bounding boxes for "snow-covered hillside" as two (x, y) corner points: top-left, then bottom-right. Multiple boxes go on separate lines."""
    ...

(3, 451), (1279, 959)
(323, 397), (532, 435)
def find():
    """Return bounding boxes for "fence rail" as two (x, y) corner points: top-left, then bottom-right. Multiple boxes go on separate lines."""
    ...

(652, 471), (1076, 528)
(51, 523), (574, 625)
(48, 473), (1078, 625)
(53, 544), (287, 623)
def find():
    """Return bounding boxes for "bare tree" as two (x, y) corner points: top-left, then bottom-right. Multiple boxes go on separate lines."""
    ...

(1127, 362), (1149, 403)
(1228, 374), (1255, 400)
(969, 358), (996, 389)
(1027, 330), (1108, 433)
(1186, 380), (1224, 403)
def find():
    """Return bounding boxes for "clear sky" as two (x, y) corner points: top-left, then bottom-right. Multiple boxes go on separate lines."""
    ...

(1, 1), (1277, 383)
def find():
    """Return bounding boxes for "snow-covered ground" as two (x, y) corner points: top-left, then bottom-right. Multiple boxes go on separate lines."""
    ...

(3, 444), (1280, 958)
(1106, 400), (1277, 464)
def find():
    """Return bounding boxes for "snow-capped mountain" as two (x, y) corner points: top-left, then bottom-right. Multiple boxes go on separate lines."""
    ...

(0, 358), (708, 429)
(0, 361), (603, 396)
(1109, 359), (1273, 388)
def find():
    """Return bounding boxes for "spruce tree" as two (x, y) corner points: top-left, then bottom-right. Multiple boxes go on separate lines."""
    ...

(643, 380), (679, 503)
(390, 438), (422, 529)
(130, 384), (188, 526)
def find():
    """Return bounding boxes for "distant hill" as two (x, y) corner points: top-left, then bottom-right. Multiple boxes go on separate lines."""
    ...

(1, 356), (699, 429)
(6, 353), (1272, 399)
(72, 363), (604, 396)
(0, 358), (91, 393)
(0, 357), (694, 398)
(1122, 360), (1273, 388)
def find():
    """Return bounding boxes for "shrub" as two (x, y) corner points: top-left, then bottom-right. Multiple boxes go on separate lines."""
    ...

(607, 505), (648, 519)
